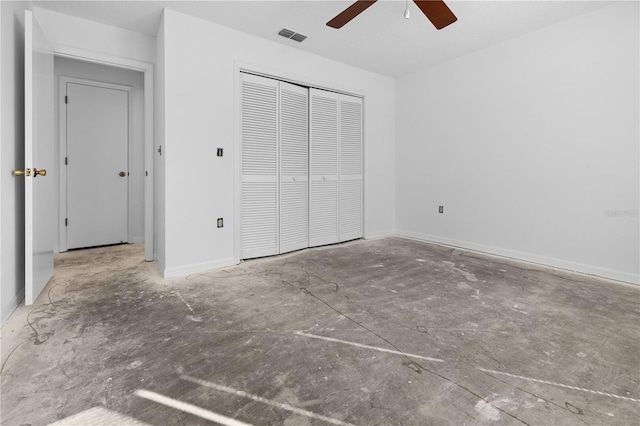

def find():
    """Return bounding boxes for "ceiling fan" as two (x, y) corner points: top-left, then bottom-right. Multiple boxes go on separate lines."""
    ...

(327, 0), (457, 30)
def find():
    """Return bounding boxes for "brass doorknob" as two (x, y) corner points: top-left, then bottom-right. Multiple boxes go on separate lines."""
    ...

(13, 168), (31, 177)
(119, 171), (126, 177)
(33, 168), (46, 177)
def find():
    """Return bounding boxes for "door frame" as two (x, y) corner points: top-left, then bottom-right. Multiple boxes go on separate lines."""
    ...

(54, 46), (154, 261)
(58, 76), (134, 252)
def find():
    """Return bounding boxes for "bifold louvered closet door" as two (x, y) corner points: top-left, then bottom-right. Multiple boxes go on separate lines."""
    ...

(279, 81), (309, 254)
(241, 74), (362, 259)
(309, 88), (363, 247)
(240, 73), (309, 259)
(338, 95), (363, 242)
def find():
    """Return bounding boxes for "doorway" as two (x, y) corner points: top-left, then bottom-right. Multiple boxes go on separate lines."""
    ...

(63, 79), (130, 249)
(56, 57), (146, 253)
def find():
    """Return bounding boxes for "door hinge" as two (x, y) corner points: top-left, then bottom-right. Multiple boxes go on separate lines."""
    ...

(145, 170), (148, 177)
(65, 218), (68, 227)
(65, 96), (68, 104)
(65, 157), (68, 165)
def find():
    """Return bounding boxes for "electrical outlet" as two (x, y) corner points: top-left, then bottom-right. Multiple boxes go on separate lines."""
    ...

(217, 148), (223, 157)
(439, 206), (444, 214)
(217, 218), (223, 228)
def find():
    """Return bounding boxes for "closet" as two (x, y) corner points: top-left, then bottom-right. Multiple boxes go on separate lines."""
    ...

(240, 73), (362, 259)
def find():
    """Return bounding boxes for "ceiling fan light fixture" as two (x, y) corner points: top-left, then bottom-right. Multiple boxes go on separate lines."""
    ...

(327, 0), (457, 30)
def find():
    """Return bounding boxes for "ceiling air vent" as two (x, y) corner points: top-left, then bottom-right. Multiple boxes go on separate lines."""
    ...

(290, 33), (307, 43)
(278, 28), (307, 43)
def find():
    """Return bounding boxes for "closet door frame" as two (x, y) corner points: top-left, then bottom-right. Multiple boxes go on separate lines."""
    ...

(234, 67), (366, 264)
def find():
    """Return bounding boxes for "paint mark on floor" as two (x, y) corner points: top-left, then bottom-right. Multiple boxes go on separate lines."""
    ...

(477, 368), (640, 403)
(180, 375), (354, 426)
(441, 261), (478, 282)
(48, 406), (150, 425)
(174, 291), (195, 314)
(134, 389), (253, 426)
(295, 331), (444, 363)
(295, 331), (639, 405)
(475, 400), (501, 421)
(127, 360), (143, 370)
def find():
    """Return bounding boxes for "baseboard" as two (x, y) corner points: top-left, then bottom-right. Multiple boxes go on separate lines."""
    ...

(364, 229), (396, 240)
(396, 230), (640, 286)
(162, 257), (236, 279)
(1, 291), (25, 327)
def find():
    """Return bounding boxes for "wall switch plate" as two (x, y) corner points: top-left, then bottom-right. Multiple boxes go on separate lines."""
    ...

(217, 218), (223, 228)
(217, 148), (223, 157)
(439, 206), (444, 214)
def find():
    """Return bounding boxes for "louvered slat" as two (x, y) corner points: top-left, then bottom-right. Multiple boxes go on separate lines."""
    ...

(309, 89), (340, 247)
(242, 80), (277, 176)
(279, 82), (309, 254)
(339, 178), (362, 241)
(339, 95), (363, 242)
(241, 74), (279, 258)
(241, 181), (278, 251)
(340, 100), (362, 176)
(310, 94), (338, 176)
(310, 179), (338, 245)
(280, 179), (308, 252)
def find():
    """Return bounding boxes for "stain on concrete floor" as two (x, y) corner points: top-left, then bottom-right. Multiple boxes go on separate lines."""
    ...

(1, 237), (639, 425)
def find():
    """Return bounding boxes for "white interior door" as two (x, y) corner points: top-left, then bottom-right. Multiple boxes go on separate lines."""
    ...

(279, 82), (309, 254)
(24, 10), (55, 305)
(66, 83), (129, 249)
(241, 73), (279, 259)
(309, 89), (339, 247)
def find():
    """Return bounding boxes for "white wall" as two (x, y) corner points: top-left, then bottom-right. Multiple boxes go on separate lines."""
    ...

(34, 8), (155, 65)
(158, 9), (396, 277)
(54, 57), (146, 249)
(0, 1), (29, 325)
(396, 2), (639, 284)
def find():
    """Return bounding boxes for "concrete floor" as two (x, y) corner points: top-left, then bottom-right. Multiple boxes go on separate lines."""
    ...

(1, 237), (639, 425)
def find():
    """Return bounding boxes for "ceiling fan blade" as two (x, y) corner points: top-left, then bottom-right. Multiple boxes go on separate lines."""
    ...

(327, 0), (378, 29)
(413, 0), (457, 30)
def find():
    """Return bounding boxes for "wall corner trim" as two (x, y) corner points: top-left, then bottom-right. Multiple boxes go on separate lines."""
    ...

(162, 258), (236, 279)
(1, 291), (25, 326)
(396, 230), (640, 286)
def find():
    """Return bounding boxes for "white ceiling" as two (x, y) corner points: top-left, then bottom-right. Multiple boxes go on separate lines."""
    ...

(32, 0), (612, 78)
